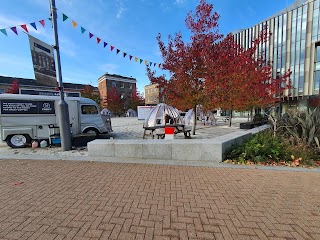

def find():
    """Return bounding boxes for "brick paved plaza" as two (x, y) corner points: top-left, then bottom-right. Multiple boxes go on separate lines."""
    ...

(0, 159), (319, 240)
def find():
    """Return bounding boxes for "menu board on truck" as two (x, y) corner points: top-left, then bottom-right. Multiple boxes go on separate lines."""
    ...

(0, 100), (55, 115)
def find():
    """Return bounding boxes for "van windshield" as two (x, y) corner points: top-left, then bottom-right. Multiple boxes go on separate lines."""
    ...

(81, 105), (98, 114)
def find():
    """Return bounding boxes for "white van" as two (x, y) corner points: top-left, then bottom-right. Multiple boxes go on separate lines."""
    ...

(0, 93), (110, 148)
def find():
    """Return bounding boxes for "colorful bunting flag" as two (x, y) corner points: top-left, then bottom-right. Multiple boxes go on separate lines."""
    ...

(39, 20), (45, 28)
(0, 29), (8, 36)
(20, 24), (28, 33)
(11, 27), (18, 35)
(30, 22), (37, 30)
(0, 12), (163, 69)
(58, 12), (163, 68)
(62, 14), (69, 21)
(72, 20), (77, 28)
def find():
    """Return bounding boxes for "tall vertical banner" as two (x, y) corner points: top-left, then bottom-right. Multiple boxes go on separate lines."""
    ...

(28, 35), (57, 86)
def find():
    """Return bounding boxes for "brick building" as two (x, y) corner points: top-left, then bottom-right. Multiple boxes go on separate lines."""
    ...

(97, 73), (137, 108)
(144, 83), (164, 106)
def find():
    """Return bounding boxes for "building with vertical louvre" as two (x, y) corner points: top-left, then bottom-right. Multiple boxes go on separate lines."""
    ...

(232, 0), (320, 110)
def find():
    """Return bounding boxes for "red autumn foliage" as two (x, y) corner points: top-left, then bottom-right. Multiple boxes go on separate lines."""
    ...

(80, 84), (100, 105)
(148, 0), (291, 128)
(206, 28), (292, 112)
(6, 80), (20, 94)
(106, 86), (125, 116)
(127, 87), (145, 111)
(149, 0), (222, 112)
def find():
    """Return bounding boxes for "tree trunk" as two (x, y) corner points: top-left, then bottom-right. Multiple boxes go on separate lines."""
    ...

(250, 108), (253, 121)
(192, 105), (197, 135)
(228, 110), (233, 127)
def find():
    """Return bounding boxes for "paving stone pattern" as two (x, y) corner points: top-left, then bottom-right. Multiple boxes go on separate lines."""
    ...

(0, 160), (319, 240)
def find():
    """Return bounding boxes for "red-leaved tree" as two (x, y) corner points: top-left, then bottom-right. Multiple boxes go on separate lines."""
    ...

(148, 0), (223, 134)
(127, 87), (145, 112)
(106, 87), (125, 117)
(81, 84), (101, 105)
(6, 80), (20, 94)
(205, 29), (291, 126)
(148, 0), (291, 130)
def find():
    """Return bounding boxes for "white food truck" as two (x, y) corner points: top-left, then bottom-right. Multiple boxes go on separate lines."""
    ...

(0, 93), (111, 148)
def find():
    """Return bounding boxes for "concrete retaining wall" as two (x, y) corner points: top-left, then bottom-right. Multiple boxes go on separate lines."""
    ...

(87, 125), (269, 162)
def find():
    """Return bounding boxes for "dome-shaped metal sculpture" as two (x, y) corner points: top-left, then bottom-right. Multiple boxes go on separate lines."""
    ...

(143, 103), (183, 127)
(126, 109), (137, 117)
(183, 109), (195, 126)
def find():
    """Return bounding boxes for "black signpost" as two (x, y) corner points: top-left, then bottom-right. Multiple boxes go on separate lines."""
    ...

(50, 0), (72, 151)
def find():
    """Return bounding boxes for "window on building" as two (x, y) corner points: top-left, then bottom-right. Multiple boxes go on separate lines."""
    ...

(112, 81), (116, 87)
(129, 84), (133, 89)
(121, 82), (124, 88)
(154, 96), (157, 102)
(0, 89), (5, 94)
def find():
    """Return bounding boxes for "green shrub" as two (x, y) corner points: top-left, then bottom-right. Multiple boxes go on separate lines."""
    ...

(226, 130), (288, 163)
(279, 108), (320, 150)
(226, 129), (320, 166)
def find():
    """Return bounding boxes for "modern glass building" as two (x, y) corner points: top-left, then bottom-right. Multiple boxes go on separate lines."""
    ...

(232, 0), (320, 110)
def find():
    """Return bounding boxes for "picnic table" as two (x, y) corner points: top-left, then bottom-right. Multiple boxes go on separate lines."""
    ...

(143, 124), (191, 139)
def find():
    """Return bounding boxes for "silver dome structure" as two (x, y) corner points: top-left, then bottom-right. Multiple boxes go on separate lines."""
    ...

(126, 109), (137, 117)
(183, 109), (195, 126)
(143, 103), (183, 127)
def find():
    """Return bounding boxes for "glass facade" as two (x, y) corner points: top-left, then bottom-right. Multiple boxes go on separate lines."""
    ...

(232, 0), (319, 107)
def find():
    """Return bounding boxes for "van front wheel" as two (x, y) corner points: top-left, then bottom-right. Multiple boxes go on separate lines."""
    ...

(6, 134), (31, 148)
(83, 128), (99, 136)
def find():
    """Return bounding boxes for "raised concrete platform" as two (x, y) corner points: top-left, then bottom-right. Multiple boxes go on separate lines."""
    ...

(88, 125), (269, 162)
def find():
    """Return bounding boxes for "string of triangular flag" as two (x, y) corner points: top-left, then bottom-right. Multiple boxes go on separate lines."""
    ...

(61, 12), (162, 69)
(0, 14), (162, 69)
(0, 19), (47, 36)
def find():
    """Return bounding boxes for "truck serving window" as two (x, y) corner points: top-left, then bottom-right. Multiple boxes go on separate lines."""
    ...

(81, 105), (98, 114)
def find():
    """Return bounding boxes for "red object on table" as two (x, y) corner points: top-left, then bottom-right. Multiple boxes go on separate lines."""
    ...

(165, 127), (174, 134)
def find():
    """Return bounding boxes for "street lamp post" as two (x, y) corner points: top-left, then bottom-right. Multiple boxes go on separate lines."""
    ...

(50, 0), (72, 151)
